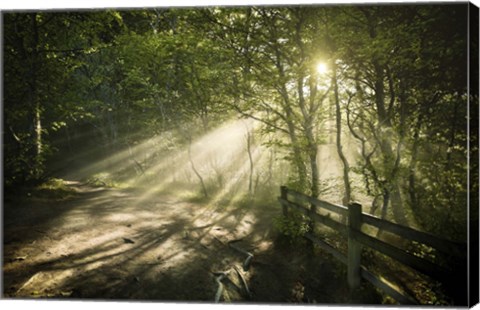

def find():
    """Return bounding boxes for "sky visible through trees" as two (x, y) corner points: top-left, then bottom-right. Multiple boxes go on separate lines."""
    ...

(2, 3), (478, 305)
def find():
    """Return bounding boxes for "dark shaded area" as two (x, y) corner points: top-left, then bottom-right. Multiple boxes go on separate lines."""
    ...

(3, 182), (383, 304)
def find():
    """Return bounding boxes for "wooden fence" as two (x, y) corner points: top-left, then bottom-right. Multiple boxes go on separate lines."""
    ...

(278, 186), (467, 304)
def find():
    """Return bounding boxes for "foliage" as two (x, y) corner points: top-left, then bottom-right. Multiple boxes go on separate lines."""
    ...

(35, 178), (77, 200)
(85, 173), (121, 188)
(3, 5), (471, 245)
(273, 212), (310, 242)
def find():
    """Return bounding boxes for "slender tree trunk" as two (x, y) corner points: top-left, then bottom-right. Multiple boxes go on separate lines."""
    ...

(296, 72), (320, 235)
(287, 121), (308, 191)
(280, 83), (308, 191)
(374, 63), (407, 225)
(332, 65), (351, 205)
(188, 139), (208, 198)
(307, 145), (320, 239)
(389, 186), (406, 222)
(309, 151), (319, 198)
(246, 128), (254, 196)
(376, 188), (390, 237)
(381, 189), (390, 219)
(408, 108), (428, 224)
(272, 40), (308, 190)
(34, 101), (42, 161)
(362, 9), (407, 225)
(377, 136), (408, 225)
(29, 13), (43, 180)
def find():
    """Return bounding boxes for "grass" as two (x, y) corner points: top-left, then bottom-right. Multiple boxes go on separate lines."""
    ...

(85, 172), (125, 188)
(34, 178), (77, 200)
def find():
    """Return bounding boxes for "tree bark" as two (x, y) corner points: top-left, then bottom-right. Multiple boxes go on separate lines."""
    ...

(275, 62), (308, 190)
(246, 128), (255, 196)
(29, 13), (43, 180)
(332, 64), (352, 205)
(370, 16), (407, 225)
(188, 139), (208, 198)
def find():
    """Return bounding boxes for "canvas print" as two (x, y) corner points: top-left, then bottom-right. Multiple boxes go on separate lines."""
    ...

(2, 1), (479, 307)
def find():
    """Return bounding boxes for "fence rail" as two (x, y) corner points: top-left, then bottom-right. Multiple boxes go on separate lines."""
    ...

(278, 186), (466, 305)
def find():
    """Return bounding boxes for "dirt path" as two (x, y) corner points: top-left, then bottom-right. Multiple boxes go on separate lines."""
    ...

(3, 182), (381, 303)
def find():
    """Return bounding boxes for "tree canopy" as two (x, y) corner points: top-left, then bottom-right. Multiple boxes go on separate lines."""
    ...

(3, 4), (476, 242)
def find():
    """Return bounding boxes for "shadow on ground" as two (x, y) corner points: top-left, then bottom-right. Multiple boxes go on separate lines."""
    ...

(3, 181), (382, 304)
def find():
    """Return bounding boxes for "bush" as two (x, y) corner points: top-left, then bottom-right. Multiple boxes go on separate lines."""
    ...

(85, 172), (120, 188)
(35, 178), (76, 200)
(273, 211), (310, 243)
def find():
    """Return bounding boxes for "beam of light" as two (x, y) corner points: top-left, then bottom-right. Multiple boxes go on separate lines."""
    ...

(132, 118), (257, 204)
(55, 116), (271, 210)
(60, 133), (167, 181)
(6, 117), (284, 298)
(206, 145), (264, 207)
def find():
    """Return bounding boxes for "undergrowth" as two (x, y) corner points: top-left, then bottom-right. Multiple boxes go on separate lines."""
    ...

(34, 178), (77, 200)
(273, 211), (310, 243)
(85, 172), (123, 188)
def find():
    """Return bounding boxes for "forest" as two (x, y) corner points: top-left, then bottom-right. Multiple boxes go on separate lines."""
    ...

(2, 3), (479, 306)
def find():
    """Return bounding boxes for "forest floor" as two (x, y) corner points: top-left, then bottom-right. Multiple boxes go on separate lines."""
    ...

(3, 180), (383, 304)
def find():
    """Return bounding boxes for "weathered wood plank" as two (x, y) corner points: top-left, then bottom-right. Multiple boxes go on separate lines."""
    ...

(351, 229), (451, 281)
(278, 197), (347, 236)
(304, 232), (347, 265)
(304, 232), (418, 305)
(361, 213), (465, 257)
(285, 188), (348, 216)
(282, 187), (465, 258)
(360, 267), (418, 305)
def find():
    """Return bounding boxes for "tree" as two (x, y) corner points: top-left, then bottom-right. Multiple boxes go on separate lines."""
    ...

(331, 4), (469, 234)
(4, 11), (124, 186)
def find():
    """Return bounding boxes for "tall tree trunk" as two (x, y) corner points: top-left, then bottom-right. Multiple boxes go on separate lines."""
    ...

(246, 128), (254, 196)
(332, 65), (351, 206)
(362, 9), (407, 225)
(296, 72), (320, 235)
(378, 133), (408, 225)
(307, 144), (320, 237)
(390, 186), (406, 223)
(278, 84), (308, 190)
(29, 13), (43, 180)
(380, 189), (390, 220)
(374, 62), (408, 225)
(278, 82), (308, 190)
(376, 188), (390, 238)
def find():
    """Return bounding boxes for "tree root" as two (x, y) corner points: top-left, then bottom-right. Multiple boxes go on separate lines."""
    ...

(213, 240), (255, 302)
(228, 241), (254, 271)
(214, 270), (230, 303)
(233, 265), (252, 298)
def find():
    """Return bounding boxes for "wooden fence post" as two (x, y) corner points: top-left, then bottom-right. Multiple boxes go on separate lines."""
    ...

(348, 202), (362, 289)
(280, 186), (288, 217)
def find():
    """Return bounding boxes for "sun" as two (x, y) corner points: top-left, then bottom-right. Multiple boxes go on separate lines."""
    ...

(316, 62), (328, 74)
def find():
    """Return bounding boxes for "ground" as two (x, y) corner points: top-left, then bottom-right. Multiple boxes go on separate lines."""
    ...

(3, 181), (383, 304)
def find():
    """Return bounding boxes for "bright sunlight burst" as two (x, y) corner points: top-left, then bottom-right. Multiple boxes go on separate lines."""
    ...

(317, 62), (328, 74)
